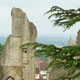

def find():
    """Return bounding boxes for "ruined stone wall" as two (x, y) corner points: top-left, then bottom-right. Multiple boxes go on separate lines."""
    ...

(47, 67), (67, 80)
(77, 30), (80, 44)
(47, 57), (68, 80)
(2, 35), (23, 80)
(1, 8), (37, 80)
(11, 8), (25, 37)
(22, 22), (37, 80)
(3, 35), (22, 66)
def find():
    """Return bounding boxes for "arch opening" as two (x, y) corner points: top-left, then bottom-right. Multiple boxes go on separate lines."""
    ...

(6, 76), (15, 80)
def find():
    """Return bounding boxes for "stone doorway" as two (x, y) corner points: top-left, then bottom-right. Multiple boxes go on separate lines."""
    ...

(6, 76), (15, 80)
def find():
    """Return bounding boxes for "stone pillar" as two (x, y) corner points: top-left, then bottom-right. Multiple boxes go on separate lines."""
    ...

(11, 8), (25, 37)
(29, 22), (37, 80)
(77, 30), (80, 45)
(2, 35), (23, 80)
(1, 7), (37, 80)
(22, 22), (37, 80)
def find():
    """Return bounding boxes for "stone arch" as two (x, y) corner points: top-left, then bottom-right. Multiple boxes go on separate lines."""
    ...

(5, 76), (14, 80)
(3, 68), (21, 80)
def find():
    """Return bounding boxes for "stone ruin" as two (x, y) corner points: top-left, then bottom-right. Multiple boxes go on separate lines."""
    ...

(77, 29), (80, 45)
(1, 7), (80, 80)
(0, 8), (37, 80)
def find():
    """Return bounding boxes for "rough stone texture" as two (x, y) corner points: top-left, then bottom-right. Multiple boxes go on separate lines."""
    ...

(77, 29), (80, 44)
(11, 8), (26, 37)
(3, 66), (22, 80)
(47, 58), (68, 80)
(1, 7), (37, 80)
(47, 67), (67, 80)
(3, 35), (22, 66)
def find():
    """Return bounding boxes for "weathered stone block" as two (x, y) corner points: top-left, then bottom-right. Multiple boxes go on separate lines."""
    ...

(1, 8), (37, 80)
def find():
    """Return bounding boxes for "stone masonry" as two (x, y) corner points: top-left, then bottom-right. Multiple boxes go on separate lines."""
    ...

(1, 8), (37, 80)
(77, 29), (80, 45)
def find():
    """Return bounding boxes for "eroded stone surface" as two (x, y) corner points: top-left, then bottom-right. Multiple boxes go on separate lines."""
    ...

(77, 30), (80, 44)
(1, 8), (37, 80)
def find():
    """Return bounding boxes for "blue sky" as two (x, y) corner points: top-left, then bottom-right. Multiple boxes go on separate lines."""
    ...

(0, 0), (80, 38)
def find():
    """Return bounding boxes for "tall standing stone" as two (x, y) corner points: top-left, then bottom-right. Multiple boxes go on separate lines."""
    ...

(77, 30), (80, 44)
(1, 8), (37, 80)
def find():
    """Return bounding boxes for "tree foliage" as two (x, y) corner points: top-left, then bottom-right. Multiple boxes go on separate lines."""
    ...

(0, 44), (4, 79)
(45, 6), (80, 31)
(0, 44), (4, 55)
(22, 43), (80, 80)
(22, 6), (80, 80)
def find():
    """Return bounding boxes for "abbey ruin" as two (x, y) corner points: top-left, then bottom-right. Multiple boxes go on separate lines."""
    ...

(0, 8), (37, 80)
(1, 7), (80, 80)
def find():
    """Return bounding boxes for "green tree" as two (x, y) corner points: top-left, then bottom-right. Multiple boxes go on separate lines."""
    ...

(45, 6), (80, 31)
(0, 44), (4, 79)
(22, 4), (80, 80)
(0, 44), (4, 55)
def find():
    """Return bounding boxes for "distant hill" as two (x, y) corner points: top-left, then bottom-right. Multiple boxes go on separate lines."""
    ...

(37, 36), (69, 46)
(0, 36), (69, 46)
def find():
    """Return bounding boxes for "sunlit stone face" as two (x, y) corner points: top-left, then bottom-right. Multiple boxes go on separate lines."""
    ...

(2, 8), (37, 80)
